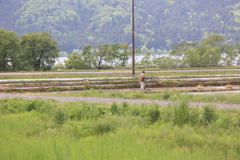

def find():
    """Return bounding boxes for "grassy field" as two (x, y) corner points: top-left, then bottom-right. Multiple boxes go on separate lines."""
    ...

(1, 69), (240, 159)
(0, 98), (240, 160)
(33, 89), (240, 104)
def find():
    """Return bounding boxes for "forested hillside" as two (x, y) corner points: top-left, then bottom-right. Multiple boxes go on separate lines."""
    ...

(1, 0), (240, 52)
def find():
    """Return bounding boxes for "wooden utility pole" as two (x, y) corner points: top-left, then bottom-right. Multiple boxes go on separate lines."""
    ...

(132, 0), (135, 76)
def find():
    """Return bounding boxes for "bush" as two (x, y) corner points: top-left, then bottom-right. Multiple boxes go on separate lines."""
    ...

(121, 101), (129, 115)
(130, 107), (140, 116)
(110, 101), (118, 115)
(93, 120), (114, 135)
(189, 107), (201, 126)
(53, 107), (67, 126)
(148, 106), (160, 123)
(52, 63), (65, 71)
(83, 85), (92, 90)
(162, 90), (170, 100)
(173, 101), (190, 127)
(4, 89), (13, 93)
(216, 115), (232, 129)
(68, 103), (100, 121)
(202, 105), (218, 125)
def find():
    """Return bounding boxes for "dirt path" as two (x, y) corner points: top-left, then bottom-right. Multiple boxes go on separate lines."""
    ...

(0, 93), (239, 109)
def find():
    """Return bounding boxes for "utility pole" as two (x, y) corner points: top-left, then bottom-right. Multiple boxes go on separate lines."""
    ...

(132, 0), (135, 76)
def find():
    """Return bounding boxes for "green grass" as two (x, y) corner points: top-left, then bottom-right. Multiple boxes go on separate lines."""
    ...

(0, 98), (240, 159)
(36, 89), (240, 104)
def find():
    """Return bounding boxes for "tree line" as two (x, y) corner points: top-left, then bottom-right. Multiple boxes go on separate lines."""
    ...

(62, 33), (240, 70)
(1, 28), (240, 72)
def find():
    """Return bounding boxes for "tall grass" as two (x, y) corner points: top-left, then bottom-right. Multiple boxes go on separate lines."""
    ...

(0, 98), (240, 159)
(1, 131), (228, 160)
(42, 89), (240, 104)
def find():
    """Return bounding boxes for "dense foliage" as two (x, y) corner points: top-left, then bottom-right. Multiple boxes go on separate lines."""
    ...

(20, 32), (60, 71)
(0, 30), (60, 71)
(61, 33), (240, 69)
(0, 28), (20, 71)
(1, 0), (240, 52)
(0, 98), (240, 159)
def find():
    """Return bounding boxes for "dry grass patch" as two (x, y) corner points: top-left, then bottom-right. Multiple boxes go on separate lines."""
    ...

(225, 85), (233, 89)
(0, 86), (6, 90)
(196, 85), (204, 90)
(83, 80), (90, 84)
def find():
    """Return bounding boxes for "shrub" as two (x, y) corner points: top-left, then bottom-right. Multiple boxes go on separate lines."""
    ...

(148, 106), (160, 123)
(122, 101), (129, 109)
(121, 101), (129, 115)
(53, 107), (67, 126)
(189, 107), (201, 126)
(4, 89), (13, 93)
(202, 105), (218, 125)
(68, 102), (100, 121)
(83, 85), (92, 90)
(162, 105), (174, 123)
(35, 99), (55, 113)
(130, 107), (140, 116)
(110, 101), (118, 115)
(162, 90), (170, 100)
(173, 101), (190, 127)
(98, 107), (107, 117)
(72, 86), (81, 90)
(93, 120), (114, 135)
(69, 122), (94, 138)
(216, 115), (232, 129)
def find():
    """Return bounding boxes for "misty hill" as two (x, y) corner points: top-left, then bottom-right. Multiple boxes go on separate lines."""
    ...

(1, 0), (240, 53)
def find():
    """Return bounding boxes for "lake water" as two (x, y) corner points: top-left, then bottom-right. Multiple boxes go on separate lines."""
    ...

(55, 56), (145, 66)
(55, 55), (169, 66)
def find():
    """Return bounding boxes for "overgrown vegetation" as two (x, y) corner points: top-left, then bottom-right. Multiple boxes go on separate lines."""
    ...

(37, 89), (240, 104)
(0, 98), (239, 159)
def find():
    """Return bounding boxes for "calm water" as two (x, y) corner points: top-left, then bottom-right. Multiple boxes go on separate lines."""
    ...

(55, 55), (171, 65)
(55, 55), (146, 65)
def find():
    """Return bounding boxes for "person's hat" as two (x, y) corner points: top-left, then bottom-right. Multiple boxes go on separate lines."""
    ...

(142, 71), (145, 73)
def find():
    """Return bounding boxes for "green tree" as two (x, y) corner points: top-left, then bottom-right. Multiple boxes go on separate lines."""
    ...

(223, 42), (240, 66)
(180, 33), (225, 67)
(64, 53), (92, 70)
(118, 42), (131, 67)
(93, 44), (112, 69)
(138, 51), (153, 68)
(153, 56), (181, 69)
(20, 31), (60, 71)
(104, 44), (120, 68)
(0, 28), (20, 71)
(170, 42), (197, 58)
(82, 44), (120, 69)
(183, 48), (201, 67)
